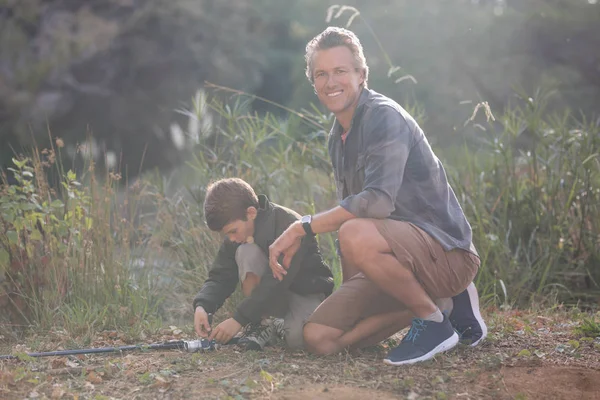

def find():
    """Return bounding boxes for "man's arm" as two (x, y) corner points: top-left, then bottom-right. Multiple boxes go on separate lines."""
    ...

(233, 237), (310, 326)
(231, 207), (310, 325)
(269, 106), (412, 277)
(339, 105), (412, 219)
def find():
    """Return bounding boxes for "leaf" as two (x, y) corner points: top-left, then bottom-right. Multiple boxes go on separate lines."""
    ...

(51, 386), (65, 399)
(12, 158), (25, 169)
(51, 358), (68, 369)
(7, 231), (19, 245)
(260, 370), (273, 383)
(30, 230), (42, 241)
(138, 372), (152, 384)
(15, 352), (35, 362)
(0, 371), (16, 386)
(0, 249), (9, 267)
(568, 340), (580, 349)
(238, 385), (253, 394)
(50, 200), (64, 209)
(518, 349), (531, 357)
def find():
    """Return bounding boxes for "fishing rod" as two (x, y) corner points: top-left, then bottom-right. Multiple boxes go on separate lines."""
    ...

(0, 338), (217, 360)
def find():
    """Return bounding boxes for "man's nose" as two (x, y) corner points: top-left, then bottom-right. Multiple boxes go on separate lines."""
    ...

(326, 74), (336, 87)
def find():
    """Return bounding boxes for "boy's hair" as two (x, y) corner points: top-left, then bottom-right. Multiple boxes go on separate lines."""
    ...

(204, 178), (259, 231)
(305, 26), (369, 87)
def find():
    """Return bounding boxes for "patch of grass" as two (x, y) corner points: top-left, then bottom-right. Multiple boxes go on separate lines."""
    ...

(575, 318), (600, 338)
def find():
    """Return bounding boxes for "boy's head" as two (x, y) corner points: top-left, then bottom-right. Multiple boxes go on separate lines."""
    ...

(204, 178), (259, 243)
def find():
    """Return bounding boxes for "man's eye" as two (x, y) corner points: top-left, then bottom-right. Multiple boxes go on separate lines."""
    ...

(336, 70), (347, 75)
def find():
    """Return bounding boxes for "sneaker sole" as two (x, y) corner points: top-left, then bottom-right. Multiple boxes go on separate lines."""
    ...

(383, 331), (459, 366)
(465, 282), (487, 347)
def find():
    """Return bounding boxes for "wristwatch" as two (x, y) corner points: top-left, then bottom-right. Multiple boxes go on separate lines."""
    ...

(300, 215), (315, 236)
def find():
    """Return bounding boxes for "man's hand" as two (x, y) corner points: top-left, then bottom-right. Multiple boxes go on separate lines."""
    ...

(269, 221), (304, 281)
(209, 318), (242, 344)
(194, 306), (212, 337)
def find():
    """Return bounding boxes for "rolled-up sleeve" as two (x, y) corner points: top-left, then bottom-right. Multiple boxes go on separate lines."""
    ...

(340, 106), (411, 219)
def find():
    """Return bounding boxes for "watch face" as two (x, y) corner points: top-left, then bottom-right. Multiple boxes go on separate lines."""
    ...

(301, 215), (311, 224)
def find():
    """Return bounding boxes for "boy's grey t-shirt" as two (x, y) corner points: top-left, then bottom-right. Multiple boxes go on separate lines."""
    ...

(329, 88), (478, 256)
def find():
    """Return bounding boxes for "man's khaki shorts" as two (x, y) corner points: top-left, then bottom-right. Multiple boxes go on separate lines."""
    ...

(307, 220), (479, 332)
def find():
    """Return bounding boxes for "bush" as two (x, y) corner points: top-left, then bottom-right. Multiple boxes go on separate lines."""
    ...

(0, 144), (163, 339)
(446, 89), (600, 306)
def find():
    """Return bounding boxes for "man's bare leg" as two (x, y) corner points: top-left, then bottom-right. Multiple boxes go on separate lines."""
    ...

(303, 297), (451, 355)
(350, 297), (453, 349)
(304, 310), (412, 355)
(338, 219), (437, 318)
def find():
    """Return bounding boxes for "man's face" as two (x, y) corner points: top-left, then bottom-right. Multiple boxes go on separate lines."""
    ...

(311, 46), (365, 117)
(221, 208), (256, 244)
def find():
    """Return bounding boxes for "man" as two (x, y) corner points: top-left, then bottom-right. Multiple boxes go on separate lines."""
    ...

(268, 27), (486, 365)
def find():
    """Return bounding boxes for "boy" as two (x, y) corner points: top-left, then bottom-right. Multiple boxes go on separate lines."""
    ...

(193, 178), (333, 350)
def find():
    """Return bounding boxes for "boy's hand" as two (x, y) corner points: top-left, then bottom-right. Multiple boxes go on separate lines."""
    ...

(209, 318), (242, 344)
(194, 306), (212, 337)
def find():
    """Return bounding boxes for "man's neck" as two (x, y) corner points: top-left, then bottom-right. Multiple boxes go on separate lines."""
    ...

(336, 110), (354, 132)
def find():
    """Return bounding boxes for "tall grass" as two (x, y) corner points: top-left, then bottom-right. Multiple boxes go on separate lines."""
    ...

(446, 89), (600, 307)
(0, 142), (164, 341)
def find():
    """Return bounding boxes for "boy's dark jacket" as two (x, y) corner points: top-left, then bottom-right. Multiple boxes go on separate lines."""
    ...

(192, 195), (334, 326)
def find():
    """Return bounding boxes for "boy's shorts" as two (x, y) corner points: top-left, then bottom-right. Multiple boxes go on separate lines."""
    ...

(236, 244), (325, 349)
(308, 219), (479, 332)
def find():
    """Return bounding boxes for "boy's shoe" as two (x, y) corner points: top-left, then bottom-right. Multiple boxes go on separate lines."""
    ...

(238, 318), (283, 351)
(449, 282), (487, 347)
(384, 314), (459, 366)
(272, 318), (285, 341)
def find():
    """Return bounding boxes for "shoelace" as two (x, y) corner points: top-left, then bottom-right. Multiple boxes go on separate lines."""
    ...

(403, 318), (428, 343)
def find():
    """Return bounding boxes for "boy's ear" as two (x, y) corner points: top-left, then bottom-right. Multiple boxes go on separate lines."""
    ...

(246, 206), (258, 221)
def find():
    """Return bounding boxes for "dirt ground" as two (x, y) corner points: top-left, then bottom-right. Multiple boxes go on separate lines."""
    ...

(1, 309), (599, 399)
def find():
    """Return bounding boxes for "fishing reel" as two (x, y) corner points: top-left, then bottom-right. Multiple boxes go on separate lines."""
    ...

(183, 338), (218, 352)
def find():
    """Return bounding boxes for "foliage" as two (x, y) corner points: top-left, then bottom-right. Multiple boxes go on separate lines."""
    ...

(446, 89), (600, 306)
(0, 145), (163, 338)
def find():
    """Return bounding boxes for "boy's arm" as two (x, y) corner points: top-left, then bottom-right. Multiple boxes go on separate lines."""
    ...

(233, 209), (309, 326)
(192, 240), (239, 314)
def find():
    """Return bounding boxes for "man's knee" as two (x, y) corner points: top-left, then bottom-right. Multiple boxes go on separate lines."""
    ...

(338, 219), (380, 263)
(303, 323), (339, 355)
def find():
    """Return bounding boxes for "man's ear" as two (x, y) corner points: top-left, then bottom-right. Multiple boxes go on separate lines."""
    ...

(246, 206), (258, 221)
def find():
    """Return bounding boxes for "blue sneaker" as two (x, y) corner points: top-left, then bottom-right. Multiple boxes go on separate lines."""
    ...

(384, 314), (459, 366)
(450, 282), (487, 346)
